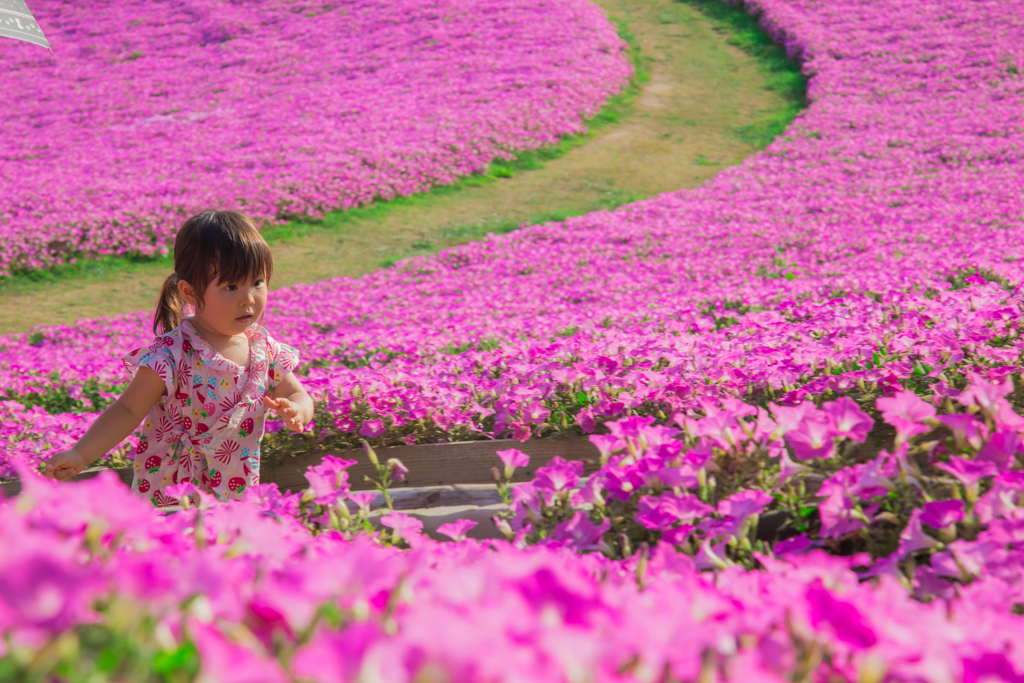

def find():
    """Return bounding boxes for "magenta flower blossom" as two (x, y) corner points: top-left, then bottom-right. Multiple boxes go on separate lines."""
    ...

(333, 416), (357, 433)
(304, 456), (356, 504)
(877, 391), (936, 442)
(974, 472), (1024, 524)
(775, 448), (812, 486)
(717, 489), (773, 526)
(937, 414), (988, 451)
(785, 414), (836, 461)
(896, 509), (942, 558)
(936, 457), (998, 488)
(806, 580), (878, 650)
(636, 493), (713, 530)
(380, 512), (424, 544)
(532, 457), (584, 495)
(437, 519), (477, 542)
(550, 511), (610, 553)
(769, 402), (816, 438)
(920, 500), (964, 529)
(192, 622), (289, 683)
(496, 448), (530, 479)
(347, 492), (377, 513)
(0, 551), (103, 634)
(511, 422), (532, 443)
(818, 486), (865, 539)
(821, 397), (873, 443)
(359, 419), (386, 439)
(978, 431), (1021, 468)
(958, 374), (1015, 413)
(636, 496), (681, 530)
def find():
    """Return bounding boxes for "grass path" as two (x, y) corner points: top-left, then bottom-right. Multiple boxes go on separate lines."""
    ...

(0, 0), (804, 334)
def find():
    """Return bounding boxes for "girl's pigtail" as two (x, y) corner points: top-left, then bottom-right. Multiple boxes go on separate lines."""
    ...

(153, 273), (185, 335)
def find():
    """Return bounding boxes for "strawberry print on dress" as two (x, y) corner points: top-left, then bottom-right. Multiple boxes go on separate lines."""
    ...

(122, 316), (299, 507)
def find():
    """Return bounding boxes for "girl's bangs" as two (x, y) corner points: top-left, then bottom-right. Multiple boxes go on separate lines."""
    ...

(214, 235), (274, 286)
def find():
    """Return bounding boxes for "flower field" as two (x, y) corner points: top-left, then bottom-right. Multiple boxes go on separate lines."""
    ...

(4, 0), (1024, 679)
(0, 0), (630, 275)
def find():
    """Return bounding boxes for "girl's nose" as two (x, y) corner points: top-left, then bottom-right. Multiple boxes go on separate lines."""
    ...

(242, 287), (256, 305)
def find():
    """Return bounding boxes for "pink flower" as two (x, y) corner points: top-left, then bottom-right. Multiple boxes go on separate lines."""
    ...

(577, 407), (596, 433)
(437, 518), (477, 542)
(936, 457), (997, 487)
(776, 448), (811, 486)
(347, 492), (377, 513)
(380, 512), (424, 544)
(920, 500), (964, 529)
(496, 448), (530, 479)
(806, 580), (878, 650)
(386, 458), (408, 483)
(785, 415), (835, 460)
(717, 489), (773, 526)
(978, 430), (1021, 468)
(636, 493), (713, 529)
(661, 525), (694, 545)
(549, 511), (610, 552)
(769, 402), (816, 437)
(191, 622), (289, 683)
(511, 421), (532, 442)
(333, 416), (357, 433)
(304, 456), (355, 505)
(897, 508), (942, 557)
(818, 486), (864, 538)
(877, 390), (936, 442)
(291, 625), (381, 683)
(821, 397), (873, 442)
(532, 457), (583, 495)
(937, 414), (987, 450)
(958, 374), (1014, 413)
(359, 419), (386, 438)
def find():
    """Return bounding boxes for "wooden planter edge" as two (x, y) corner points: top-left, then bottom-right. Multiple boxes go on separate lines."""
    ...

(1, 436), (599, 499)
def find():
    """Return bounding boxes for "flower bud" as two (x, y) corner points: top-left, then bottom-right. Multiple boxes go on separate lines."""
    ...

(363, 440), (379, 467)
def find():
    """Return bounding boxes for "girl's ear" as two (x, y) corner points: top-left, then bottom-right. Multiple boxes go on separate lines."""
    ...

(177, 279), (198, 307)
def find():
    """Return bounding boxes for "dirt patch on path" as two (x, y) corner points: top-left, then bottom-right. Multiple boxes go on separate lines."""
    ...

(0, 0), (800, 334)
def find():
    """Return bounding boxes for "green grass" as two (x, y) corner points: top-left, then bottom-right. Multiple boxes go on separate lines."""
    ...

(424, 189), (647, 251)
(676, 0), (807, 147)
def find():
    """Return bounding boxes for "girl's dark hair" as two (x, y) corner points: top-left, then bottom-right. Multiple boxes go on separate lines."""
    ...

(154, 210), (274, 334)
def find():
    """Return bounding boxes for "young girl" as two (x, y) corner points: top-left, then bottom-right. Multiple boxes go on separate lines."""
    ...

(44, 210), (314, 506)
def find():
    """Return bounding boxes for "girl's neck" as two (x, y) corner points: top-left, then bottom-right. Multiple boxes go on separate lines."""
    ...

(187, 315), (251, 368)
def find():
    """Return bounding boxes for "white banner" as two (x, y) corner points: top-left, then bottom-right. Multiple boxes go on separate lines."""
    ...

(0, 0), (49, 51)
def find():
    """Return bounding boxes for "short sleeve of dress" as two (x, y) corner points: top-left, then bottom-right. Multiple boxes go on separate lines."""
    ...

(266, 333), (300, 390)
(122, 337), (178, 397)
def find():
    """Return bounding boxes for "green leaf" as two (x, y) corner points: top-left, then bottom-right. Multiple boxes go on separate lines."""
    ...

(153, 642), (199, 676)
(798, 504), (817, 518)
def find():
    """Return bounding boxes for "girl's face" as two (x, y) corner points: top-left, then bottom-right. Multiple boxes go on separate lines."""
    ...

(179, 272), (268, 339)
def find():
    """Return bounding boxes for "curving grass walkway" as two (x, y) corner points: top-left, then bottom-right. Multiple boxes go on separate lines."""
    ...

(0, 0), (804, 334)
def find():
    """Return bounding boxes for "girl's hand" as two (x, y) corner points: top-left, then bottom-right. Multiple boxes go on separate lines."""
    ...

(264, 395), (305, 432)
(45, 448), (90, 482)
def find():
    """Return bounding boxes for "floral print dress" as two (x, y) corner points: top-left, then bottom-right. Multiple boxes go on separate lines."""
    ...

(122, 316), (299, 507)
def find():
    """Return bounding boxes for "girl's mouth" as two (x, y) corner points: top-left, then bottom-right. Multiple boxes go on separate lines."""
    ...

(236, 314), (252, 323)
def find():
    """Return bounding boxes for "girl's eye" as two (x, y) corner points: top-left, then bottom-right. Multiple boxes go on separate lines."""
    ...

(254, 280), (264, 288)
(225, 284), (238, 292)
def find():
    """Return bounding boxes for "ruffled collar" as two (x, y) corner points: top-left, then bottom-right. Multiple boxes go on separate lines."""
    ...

(180, 316), (260, 376)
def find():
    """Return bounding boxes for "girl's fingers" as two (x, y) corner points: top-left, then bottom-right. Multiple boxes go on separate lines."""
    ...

(265, 395), (301, 429)
(264, 396), (296, 415)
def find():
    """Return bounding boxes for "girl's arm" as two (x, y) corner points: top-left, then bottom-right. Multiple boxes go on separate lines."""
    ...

(45, 367), (169, 482)
(264, 372), (314, 432)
